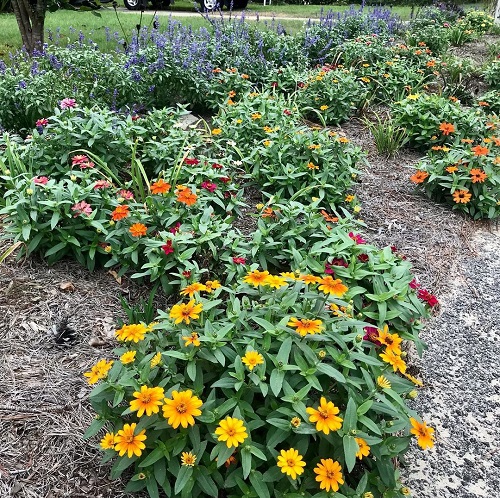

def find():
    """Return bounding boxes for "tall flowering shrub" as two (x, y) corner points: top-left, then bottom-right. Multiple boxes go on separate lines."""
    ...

(85, 270), (434, 498)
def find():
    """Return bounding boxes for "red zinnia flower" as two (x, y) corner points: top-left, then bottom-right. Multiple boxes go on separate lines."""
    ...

(162, 240), (174, 255)
(212, 163), (223, 170)
(232, 256), (246, 264)
(36, 118), (48, 127)
(201, 181), (217, 193)
(184, 158), (200, 165)
(417, 288), (439, 307)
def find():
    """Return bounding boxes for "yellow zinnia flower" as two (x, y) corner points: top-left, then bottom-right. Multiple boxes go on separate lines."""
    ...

(114, 423), (147, 458)
(377, 375), (391, 389)
(313, 459), (344, 492)
(380, 350), (407, 374)
(241, 351), (264, 371)
(169, 300), (203, 325)
(150, 352), (162, 368)
(83, 359), (114, 385)
(120, 350), (136, 365)
(318, 276), (348, 297)
(243, 269), (270, 287)
(376, 324), (403, 355)
(100, 432), (116, 450)
(129, 385), (165, 417)
(287, 317), (323, 336)
(306, 397), (343, 434)
(180, 282), (207, 298)
(183, 332), (201, 347)
(205, 280), (221, 292)
(276, 448), (306, 480)
(162, 390), (203, 429)
(215, 417), (248, 448)
(409, 417), (435, 450)
(115, 323), (148, 343)
(355, 437), (370, 459)
(264, 275), (287, 289)
(181, 452), (197, 466)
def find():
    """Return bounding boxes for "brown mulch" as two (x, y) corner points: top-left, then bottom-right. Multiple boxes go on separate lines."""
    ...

(0, 258), (148, 498)
(338, 116), (479, 295)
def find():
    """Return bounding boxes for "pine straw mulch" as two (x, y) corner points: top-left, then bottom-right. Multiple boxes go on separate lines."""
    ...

(0, 114), (494, 498)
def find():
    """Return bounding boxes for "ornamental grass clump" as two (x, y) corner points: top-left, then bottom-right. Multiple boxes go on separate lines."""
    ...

(410, 136), (500, 219)
(86, 269), (434, 498)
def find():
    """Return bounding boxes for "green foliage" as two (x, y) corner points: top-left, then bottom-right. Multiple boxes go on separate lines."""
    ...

(475, 90), (500, 115)
(462, 10), (496, 34)
(410, 138), (500, 219)
(85, 263), (432, 498)
(404, 21), (451, 55)
(483, 59), (500, 90)
(295, 66), (369, 126)
(391, 93), (488, 150)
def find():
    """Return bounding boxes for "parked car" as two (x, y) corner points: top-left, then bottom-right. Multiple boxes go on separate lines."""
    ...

(123, 0), (248, 11)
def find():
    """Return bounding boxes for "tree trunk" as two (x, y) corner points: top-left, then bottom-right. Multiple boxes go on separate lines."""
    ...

(11, 0), (47, 54)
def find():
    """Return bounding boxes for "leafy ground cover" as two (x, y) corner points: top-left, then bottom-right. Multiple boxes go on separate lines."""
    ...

(0, 4), (499, 498)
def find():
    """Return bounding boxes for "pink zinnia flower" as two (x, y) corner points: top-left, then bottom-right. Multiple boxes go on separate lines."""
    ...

(324, 263), (334, 275)
(117, 189), (134, 200)
(33, 176), (49, 185)
(232, 256), (246, 264)
(201, 181), (217, 193)
(169, 222), (181, 235)
(60, 98), (77, 110)
(72, 155), (90, 166)
(162, 240), (174, 255)
(71, 201), (92, 217)
(94, 180), (112, 189)
(36, 118), (48, 127)
(349, 232), (366, 244)
(363, 326), (382, 346)
(184, 158), (200, 165)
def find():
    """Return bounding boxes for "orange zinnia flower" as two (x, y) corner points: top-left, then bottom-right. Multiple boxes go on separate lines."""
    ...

(452, 190), (471, 204)
(320, 210), (339, 223)
(410, 171), (429, 184)
(111, 205), (130, 221)
(318, 276), (348, 296)
(471, 145), (489, 156)
(130, 223), (147, 237)
(446, 166), (458, 173)
(150, 179), (171, 194)
(439, 122), (455, 135)
(469, 169), (487, 183)
(461, 138), (474, 144)
(176, 188), (197, 206)
(492, 137), (500, 146)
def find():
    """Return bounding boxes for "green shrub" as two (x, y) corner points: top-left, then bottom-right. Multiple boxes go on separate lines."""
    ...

(483, 59), (500, 90)
(475, 90), (500, 115)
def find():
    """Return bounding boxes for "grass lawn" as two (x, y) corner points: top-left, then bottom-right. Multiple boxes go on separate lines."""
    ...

(0, 1), (488, 55)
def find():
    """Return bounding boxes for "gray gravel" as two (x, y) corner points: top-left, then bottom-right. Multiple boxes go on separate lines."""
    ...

(404, 227), (500, 497)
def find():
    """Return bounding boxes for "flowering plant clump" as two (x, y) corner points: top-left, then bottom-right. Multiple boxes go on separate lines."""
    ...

(392, 94), (489, 150)
(482, 60), (500, 90)
(0, 158), (243, 287)
(410, 137), (500, 219)
(294, 66), (369, 126)
(475, 90), (500, 115)
(85, 269), (433, 497)
(461, 10), (495, 34)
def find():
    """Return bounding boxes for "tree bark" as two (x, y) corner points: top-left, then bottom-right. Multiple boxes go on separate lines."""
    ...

(11, 0), (47, 54)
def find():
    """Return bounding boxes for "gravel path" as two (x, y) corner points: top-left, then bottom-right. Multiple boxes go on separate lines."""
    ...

(404, 227), (500, 497)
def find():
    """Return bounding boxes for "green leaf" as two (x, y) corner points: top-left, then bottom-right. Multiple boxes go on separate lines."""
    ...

(195, 468), (218, 497)
(343, 398), (357, 432)
(249, 471), (270, 498)
(174, 465), (193, 495)
(276, 336), (293, 364)
(343, 435), (358, 473)
(139, 447), (165, 467)
(316, 362), (346, 383)
(146, 477), (160, 498)
(357, 400), (373, 416)
(44, 241), (66, 257)
(83, 418), (106, 439)
(241, 449), (252, 479)
(270, 369), (285, 396)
